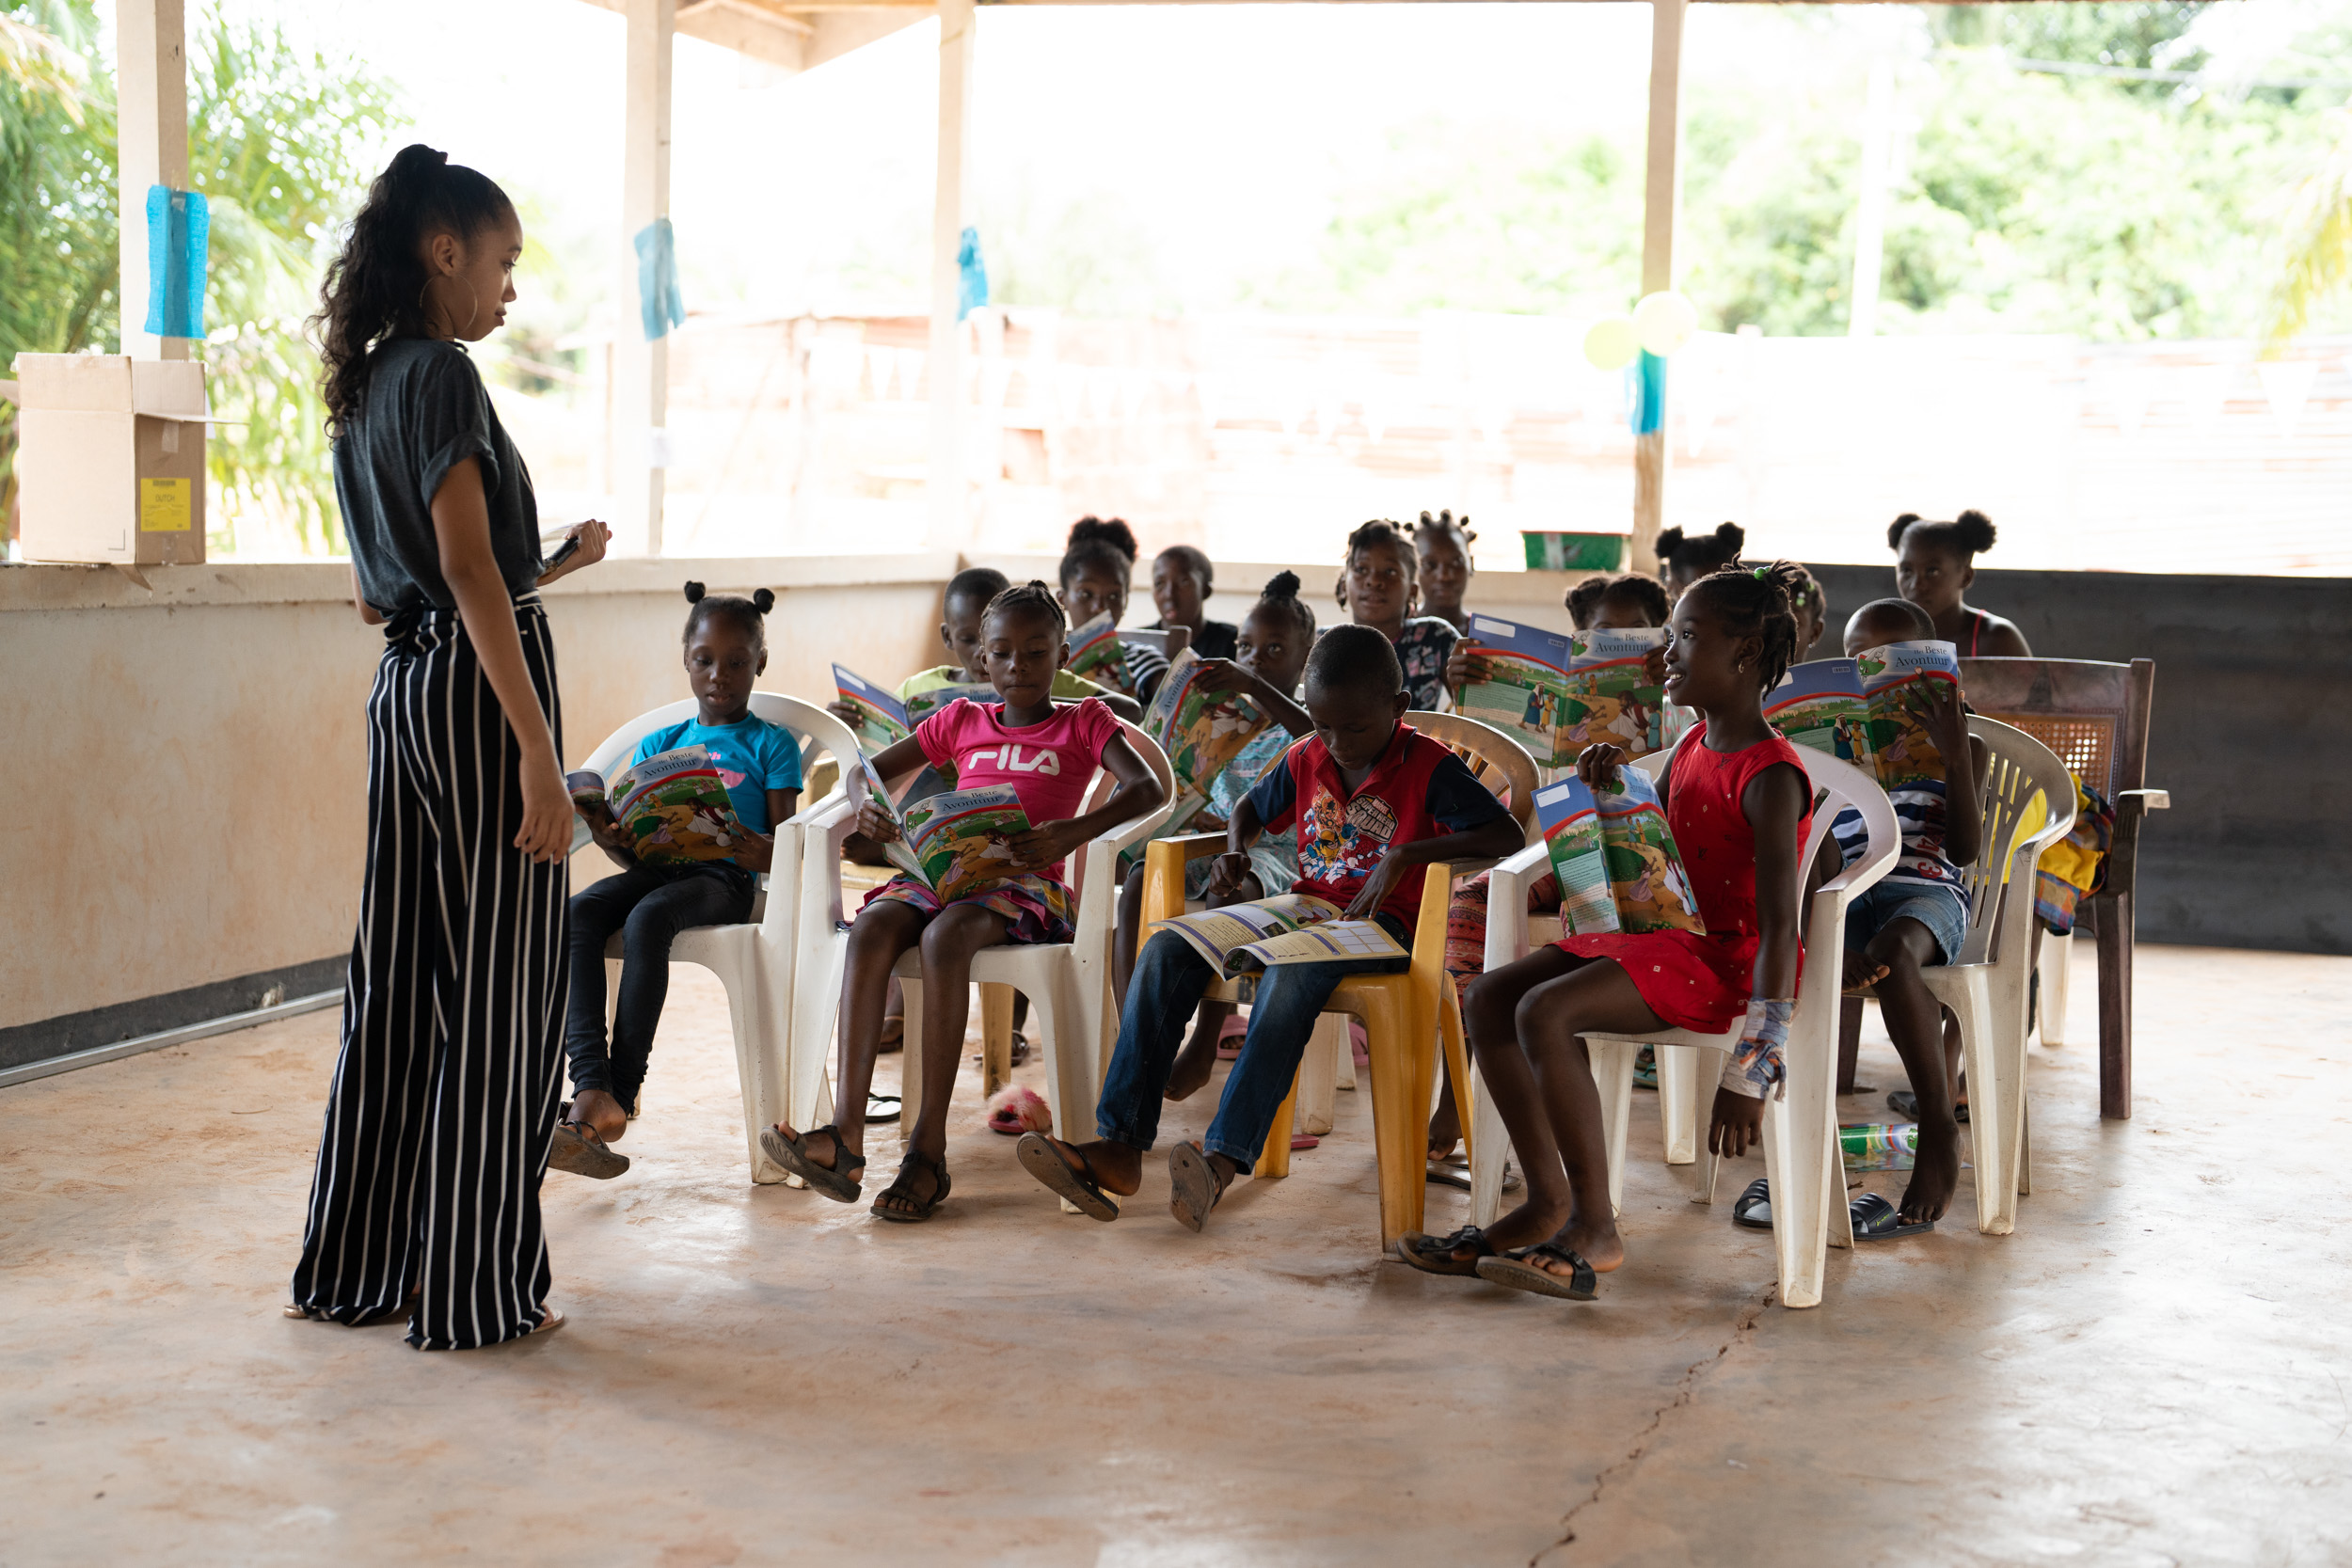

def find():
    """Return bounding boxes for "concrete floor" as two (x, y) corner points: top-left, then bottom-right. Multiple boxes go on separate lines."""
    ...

(5, 942), (2349, 1566)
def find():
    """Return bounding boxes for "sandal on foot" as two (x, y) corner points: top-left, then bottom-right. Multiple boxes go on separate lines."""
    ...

(1475, 1242), (1597, 1301)
(1394, 1226), (1494, 1277)
(1734, 1177), (1773, 1229)
(873, 1149), (951, 1223)
(530, 1306), (566, 1336)
(550, 1114), (630, 1180)
(1015, 1132), (1120, 1222)
(760, 1123), (866, 1202)
(1850, 1192), (1935, 1240)
(1167, 1142), (1228, 1233)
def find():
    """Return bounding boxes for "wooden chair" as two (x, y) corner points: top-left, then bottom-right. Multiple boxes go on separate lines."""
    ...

(1136, 713), (1539, 1253)
(1957, 658), (2168, 1119)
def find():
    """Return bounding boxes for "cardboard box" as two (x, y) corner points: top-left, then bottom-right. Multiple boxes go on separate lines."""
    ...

(13, 354), (209, 566)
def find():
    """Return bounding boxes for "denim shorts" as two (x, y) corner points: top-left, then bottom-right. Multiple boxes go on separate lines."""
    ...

(1843, 879), (1969, 966)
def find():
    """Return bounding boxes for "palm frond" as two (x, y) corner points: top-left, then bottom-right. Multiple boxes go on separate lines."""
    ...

(2265, 112), (2352, 356)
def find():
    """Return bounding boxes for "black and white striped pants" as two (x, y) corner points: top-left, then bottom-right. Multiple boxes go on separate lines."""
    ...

(291, 592), (568, 1350)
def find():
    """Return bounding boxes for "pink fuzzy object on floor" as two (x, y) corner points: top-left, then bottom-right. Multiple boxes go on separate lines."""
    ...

(986, 1084), (1052, 1136)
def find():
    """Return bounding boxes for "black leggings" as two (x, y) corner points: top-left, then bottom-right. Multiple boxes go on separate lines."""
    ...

(564, 862), (754, 1110)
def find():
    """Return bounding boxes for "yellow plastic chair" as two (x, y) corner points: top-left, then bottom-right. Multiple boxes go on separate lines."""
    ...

(1137, 713), (1537, 1253)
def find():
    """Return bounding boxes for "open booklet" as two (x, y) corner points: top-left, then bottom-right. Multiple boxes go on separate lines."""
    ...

(1151, 894), (1406, 978)
(1065, 610), (1126, 686)
(568, 746), (752, 866)
(853, 756), (1034, 901)
(1764, 641), (1960, 789)
(1144, 646), (1278, 833)
(833, 664), (993, 752)
(1534, 769), (1705, 937)
(1454, 616), (1684, 767)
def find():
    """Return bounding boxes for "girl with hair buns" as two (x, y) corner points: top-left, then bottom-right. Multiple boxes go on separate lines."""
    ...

(1654, 521), (1744, 601)
(1405, 562), (1815, 1302)
(1889, 510), (2030, 657)
(289, 144), (609, 1349)
(554, 583), (803, 1180)
(1059, 516), (1171, 701)
(1413, 509), (1478, 632)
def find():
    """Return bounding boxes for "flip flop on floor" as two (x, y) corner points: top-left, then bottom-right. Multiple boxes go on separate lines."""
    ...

(1216, 1014), (1248, 1061)
(1426, 1155), (1522, 1194)
(866, 1093), (902, 1124)
(1475, 1242), (1597, 1301)
(1167, 1141), (1227, 1233)
(1887, 1088), (1966, 1124)
(1733, 1177), (1773, 1229)
(549, 1110), (630, 1180)
(1394, 1226), (1494, 1277)
(1015, 1132), (1120, 1221)
(759, 1123), (866, 1202)
(1849, 1192), (1936, 1240)
(872, 1149), (951, 1223)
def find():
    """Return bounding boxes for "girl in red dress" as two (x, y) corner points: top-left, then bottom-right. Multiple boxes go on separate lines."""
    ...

(1398, 562), (1817, 1300)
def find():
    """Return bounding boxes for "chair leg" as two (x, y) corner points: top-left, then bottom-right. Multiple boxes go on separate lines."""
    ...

(719, 950), (792, 1186)
(1687, 1046), (1728, 1205)
(2039, 929), (2073, 1049)
(1658, 1041), (1695, 1165)
(1948, 986), (2017, 1236)
(1764, 1022), (1838, 1309)
(604, 956), (623, 1035)
(2018, 1098), (2033, 1196)
(1439, 990), (1474, 1171)
(788, 931), (846, 1139)
(1468, 1053), (1511, 1230)
(1589, 1039), (1635, 1219)
(897, 974), (928, 1137)
(1297, 1014), (1343, 1135)
(1359, 990), (1429, 1251)
(2095, 893), (2134, 1120)
(979, 982), (1016, 1098)
(1334, 1014), (1358, 1092)
(1837, 995), (1864, 1096)
(1026, 975), (1091, 1214)
(1256, 1069), (1302, 1179)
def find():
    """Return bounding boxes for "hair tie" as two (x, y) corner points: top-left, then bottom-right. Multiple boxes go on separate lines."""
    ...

(1752, 567), (1767, 578)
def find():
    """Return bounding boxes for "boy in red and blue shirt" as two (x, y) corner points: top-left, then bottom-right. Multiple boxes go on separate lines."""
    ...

(1016, 624), (1522, 1232)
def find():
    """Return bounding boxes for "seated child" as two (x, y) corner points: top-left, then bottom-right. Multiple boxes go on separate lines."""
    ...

(1656, 521), (1744, 601)
(1110, 571), (1320, 1101)
(764, 582), (1166, 1221)
(1061, 516), (1170, 703)
(555, 583), (803, 1178)
(1333, 516), (1458, 710)
(1014, 624), (1523, 1231)
(1822, 595), (1986, 1232)
(1402, 563), (1816, 1300)
(1413, 509), (1477, 632)
(1148, 544), (1239, 661)
(1888, 510), (2030, 657)
(1424, 568), (1674, 1167)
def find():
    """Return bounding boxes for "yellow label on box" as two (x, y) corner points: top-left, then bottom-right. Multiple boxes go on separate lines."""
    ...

(139, 477), (192, 532)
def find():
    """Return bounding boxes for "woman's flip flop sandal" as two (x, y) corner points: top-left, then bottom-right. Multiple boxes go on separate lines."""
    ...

(549, 1111), (630, 1180)
(873, 1149), (951, 1223)
(1849, 1192), (1935, 1240)
(1733, 1177), (1773, 1229)
(1014, 1132), (1120, 1221)
(1393, 1226), (1495, 1277)
(1167, 1142), (1226, 1233)
(760, 1123), (866, 1202)
(1475, 1242), (1598, 1301)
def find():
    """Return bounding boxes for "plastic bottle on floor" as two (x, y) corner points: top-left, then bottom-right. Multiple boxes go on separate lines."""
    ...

(1839, 1121), (1918, 1171)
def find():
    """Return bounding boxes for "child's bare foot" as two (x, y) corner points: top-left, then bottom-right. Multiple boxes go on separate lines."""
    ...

(1842, 947), (1890, 994)
(1899, 1115), (1963, 1225)
(1480, 1196), (1571, 1257)
(1164, 1035), (1217, 1102)
(567, 1089), (628, 1145)
(1425, 1103), (1462, 1164)
(1527, 1212), (1624, 1276)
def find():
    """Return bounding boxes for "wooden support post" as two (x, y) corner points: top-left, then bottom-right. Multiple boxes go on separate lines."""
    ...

(117, 0), (189, 362)
(928, 0), (976, 549)
(621, 0), (675, 556)
(1629, 0), (1686, 576)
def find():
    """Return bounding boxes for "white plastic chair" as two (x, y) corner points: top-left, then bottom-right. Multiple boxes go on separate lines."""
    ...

(800, 721), (1175, 1164)
(1912, 717), (2075, 1235)
(1467, 744), (1898, 1310)
(576, 693), (863, 1184)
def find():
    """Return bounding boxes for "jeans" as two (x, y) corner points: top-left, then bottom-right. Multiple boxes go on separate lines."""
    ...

(564, 861), (755, 1109)
(1096, 912), (1413, 1167)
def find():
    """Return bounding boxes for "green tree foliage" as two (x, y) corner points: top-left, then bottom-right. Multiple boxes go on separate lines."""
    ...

(0, 1), (399, 552)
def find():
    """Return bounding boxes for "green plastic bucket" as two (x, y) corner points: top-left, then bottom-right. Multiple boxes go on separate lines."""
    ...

(1520, 531), (1628, 572)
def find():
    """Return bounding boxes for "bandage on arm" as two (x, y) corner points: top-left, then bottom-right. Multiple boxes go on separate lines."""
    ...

(1721, 997), (1796, 1101)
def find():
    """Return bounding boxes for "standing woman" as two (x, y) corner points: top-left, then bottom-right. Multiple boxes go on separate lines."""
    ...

(289, 144), (608, 1350)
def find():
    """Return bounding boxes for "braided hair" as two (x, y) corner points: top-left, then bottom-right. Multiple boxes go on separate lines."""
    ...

(683, 581), (775, 647)
(1683, 562), (1806, 694)
(1656, 521), (1745, 583)
(985, 578), (1068, 641)
(1413, 508), (1475, 549)
(1887, 510), (1996, 558)
(1060, 516), (1139, 590)
(1254, 569), (1316, 638)
(1334, 517), (1416, 608)
(312, 144), (516, 434)
(1565, 571), (1671, 631)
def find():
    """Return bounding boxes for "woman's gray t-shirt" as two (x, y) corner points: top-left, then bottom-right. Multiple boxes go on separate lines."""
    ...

(334, 337), (542, 614)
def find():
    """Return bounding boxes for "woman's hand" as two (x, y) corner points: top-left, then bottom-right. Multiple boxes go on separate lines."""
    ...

(1708, 1086), (1768, 1159)
(855, 800), (901, 843)
(517, 759), (575, 863)
(538, 518), (610, 584)
(1575, 742), (1628, 790)
(1444, 641), (1490, 690)
(1005, 819), (1086, 873)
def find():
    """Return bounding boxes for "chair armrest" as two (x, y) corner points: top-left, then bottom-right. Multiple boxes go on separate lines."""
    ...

(1140, 833), (1226, 927)
(2119, 788), (2169, 814)
(2106, 788), (2166, 896)
(1406, 856), (1503, 969)
(760, 788), (857, 939)
(1482, 842), (1552, 971)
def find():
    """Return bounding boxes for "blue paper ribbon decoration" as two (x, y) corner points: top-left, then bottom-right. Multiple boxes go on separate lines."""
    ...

(957, 226), (988, 322)
(143, 185), (208, 340)
(1629, 350), (1667, 437)
(634, 218), (686, 342)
